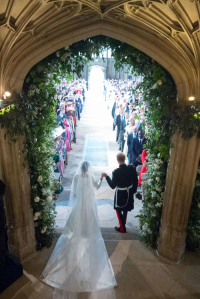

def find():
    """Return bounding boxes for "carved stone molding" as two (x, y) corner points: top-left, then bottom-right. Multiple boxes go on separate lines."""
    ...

(0, 128), (36, 261)
(158, 132), (200, 262)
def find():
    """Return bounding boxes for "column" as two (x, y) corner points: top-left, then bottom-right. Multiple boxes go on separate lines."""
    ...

(115, 68), (119, 79)
(124, 66), (128, 80)
(119, 68), (123, 80)
(158, 132), (200, 262)
(0, 128), (36, 262)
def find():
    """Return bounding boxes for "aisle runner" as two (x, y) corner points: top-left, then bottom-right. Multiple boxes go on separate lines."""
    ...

(83, 135), (108, 167)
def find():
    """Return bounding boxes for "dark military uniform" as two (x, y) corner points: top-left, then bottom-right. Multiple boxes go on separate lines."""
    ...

(106, 164), (138, 232)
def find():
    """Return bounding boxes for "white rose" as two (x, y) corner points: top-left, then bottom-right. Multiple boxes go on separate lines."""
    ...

(151, 212), (156, 217)
(142, 223), (148, 231)
(35, 212), (40, 217)
(34, 197), (40, 202)
(155, 164), (160, 169)
(37, 175), (43, 182)
(157, 80), (162, 85)
(156, 186), (163, 192)
(46, 196), (52, 203)
(151, 191), (157, 197)
(41, 226), (47, 234)
(157, 153), (160, 157)
(198, 203), (200, 208)
(155, 202), (162, 208)
(156, 177), (160, 182)
(42, 188), (47, 195)
(34, 215), (38, 221)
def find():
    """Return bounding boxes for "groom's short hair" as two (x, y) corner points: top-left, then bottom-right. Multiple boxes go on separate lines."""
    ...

(117, 152), (125, 163)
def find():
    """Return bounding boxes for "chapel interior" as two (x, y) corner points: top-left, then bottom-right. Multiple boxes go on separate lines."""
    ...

(1, 0), (200, 298)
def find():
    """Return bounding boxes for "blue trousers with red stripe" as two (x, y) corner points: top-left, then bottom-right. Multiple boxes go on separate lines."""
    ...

(116, 210), (128, 233)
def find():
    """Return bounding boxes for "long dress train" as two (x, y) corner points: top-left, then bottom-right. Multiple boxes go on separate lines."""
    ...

(41, 161), (117, 299)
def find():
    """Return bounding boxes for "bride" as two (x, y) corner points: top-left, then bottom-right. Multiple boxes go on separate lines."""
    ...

(41, 161), (117, 299)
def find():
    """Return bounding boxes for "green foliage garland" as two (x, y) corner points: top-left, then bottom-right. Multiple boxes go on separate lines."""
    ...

(0, 89), (58, 250)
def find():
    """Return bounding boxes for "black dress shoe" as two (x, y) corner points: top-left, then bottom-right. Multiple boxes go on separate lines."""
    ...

(136, 192), (142, 200)
(115, 226), (126, 233)
(115, 226), (121, 232)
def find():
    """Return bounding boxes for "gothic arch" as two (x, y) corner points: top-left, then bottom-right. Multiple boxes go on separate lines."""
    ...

(3, 22), (196, 102)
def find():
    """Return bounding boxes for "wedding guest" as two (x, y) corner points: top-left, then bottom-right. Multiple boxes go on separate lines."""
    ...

(138, 149), (148, 200)
(123, 118), (135, 158)
(131, 130), (147, 166)
(115, 108), (124, 143)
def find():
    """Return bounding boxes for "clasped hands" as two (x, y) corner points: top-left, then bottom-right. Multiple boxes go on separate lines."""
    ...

(100, 172), (107, 180)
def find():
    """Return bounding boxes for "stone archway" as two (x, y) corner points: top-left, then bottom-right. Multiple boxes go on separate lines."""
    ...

(3, 23), (195, 101)
(1, 1), (200, 262)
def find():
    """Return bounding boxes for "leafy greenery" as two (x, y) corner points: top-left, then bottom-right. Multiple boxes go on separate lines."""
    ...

(1, 35), (200, 251)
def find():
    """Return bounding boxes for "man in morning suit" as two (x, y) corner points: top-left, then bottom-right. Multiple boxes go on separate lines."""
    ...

(131, 130), (147, 166)
(102, 153), (138, 233)
(118, 112), (129, 152)
(115, 108), (124, 143)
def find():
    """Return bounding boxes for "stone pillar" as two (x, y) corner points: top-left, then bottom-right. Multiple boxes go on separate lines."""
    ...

(115, 69), (119, 79)
(107, 59), (111, 79)
(111, 60), (115, 79)
(0, 128), (36, 262)
(124, 65), (128, 80)
(158, 132), (200, 262)
(119, 68), (123, 80)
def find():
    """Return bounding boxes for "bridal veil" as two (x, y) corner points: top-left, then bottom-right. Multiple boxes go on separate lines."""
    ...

(41, 161), (117, 299)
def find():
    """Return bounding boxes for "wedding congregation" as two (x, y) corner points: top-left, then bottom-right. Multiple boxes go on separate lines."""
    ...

(105, 79), (148, 195)
(51, 79), (86, 193)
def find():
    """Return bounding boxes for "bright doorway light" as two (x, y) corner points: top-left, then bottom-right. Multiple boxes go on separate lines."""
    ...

(88, 65), (105, 94)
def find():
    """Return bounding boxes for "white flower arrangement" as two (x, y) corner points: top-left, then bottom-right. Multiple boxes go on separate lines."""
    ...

(37, 175), (43, 182)
(156, 186), (163, 192)
(42, 188), (47, 195)
(46, 196), (52, 203)
(34, 211), (40, 221)
(195, 180), (200, 187)
(34, 196), (40, 202)
(41, 226), (47, 234)
(155, 202), (162, 208)
(151, 191), (157, 198)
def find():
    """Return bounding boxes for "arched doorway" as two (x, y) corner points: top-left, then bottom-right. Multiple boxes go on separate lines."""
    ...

(0, 1), (200, 263)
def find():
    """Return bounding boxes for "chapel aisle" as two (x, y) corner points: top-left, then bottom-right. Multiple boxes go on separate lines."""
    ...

(55, 87), (142, 240)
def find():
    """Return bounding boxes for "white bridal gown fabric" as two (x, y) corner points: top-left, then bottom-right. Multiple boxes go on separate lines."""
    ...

(41, 161), (117, 299)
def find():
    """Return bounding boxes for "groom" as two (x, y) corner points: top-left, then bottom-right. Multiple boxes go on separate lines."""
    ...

(102, 153), (138, 233)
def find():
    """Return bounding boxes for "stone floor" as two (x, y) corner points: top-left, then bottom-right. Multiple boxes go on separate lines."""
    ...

(2, 88), (200, 299)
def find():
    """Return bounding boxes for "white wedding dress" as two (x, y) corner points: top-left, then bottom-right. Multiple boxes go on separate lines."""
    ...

(41, 161), (117, 299)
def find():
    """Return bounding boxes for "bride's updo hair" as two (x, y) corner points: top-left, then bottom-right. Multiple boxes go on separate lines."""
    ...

(81, 161), (90, 173)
